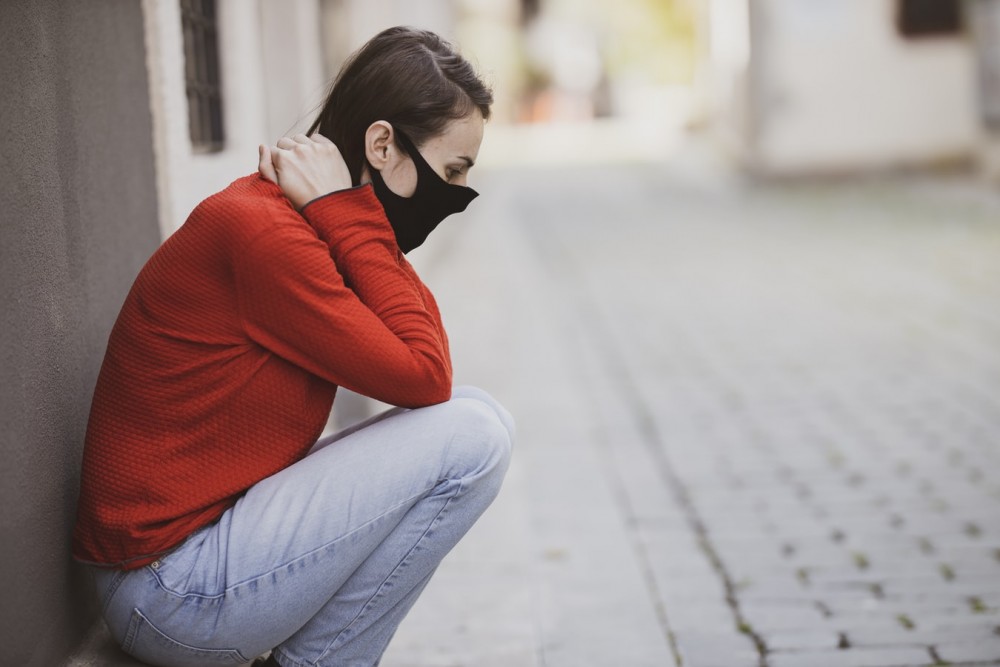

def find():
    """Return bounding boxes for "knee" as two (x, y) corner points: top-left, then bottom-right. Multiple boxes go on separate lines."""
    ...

(442, 395), (513, 489)
(450, 385), (516, 444)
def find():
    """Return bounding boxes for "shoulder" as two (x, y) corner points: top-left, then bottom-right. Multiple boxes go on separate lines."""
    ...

(190, 174), (308, 242)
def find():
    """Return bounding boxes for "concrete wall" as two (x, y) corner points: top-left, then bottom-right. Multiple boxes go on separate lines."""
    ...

(0, 2), (162, 666)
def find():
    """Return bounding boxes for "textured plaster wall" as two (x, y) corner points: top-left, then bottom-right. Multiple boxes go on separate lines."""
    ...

(0, 2), (162, 665)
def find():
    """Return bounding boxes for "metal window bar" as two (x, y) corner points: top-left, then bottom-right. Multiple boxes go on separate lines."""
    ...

(181, 0), (224, 152)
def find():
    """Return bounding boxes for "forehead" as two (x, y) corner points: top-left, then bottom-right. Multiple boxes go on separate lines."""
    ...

(419, 111), (485, 161)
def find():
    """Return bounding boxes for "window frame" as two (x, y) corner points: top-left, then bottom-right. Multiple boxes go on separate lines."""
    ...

(181, 0), (225, 153)
(896, 0), (964, 39)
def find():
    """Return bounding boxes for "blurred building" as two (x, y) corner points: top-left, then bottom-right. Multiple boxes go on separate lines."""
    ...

(145, 0), (326, 236)
(701, 0), (997, 177)
(146, 0), (517, 236)
(969, 0), (1000, 179)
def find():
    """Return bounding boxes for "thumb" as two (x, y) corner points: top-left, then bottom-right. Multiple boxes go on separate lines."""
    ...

(258, 144), (278, 183)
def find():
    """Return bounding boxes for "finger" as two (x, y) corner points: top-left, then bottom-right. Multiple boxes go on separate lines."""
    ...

(291, 134), (312, 145)
(311, 132), (334, 145)
(258, 144), (278, 183)
(276, 137), (298, 150)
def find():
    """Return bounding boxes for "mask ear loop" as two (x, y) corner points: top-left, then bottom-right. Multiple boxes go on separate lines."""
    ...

(392, 128), (417, 159)
(392, 128), (442, 183)
(392, 125), (480, 200)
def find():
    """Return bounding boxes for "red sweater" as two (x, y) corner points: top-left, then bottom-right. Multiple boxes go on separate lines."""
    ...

(73, 175), (452, 569)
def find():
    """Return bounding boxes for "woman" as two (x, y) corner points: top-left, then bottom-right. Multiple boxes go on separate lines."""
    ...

(73, 26), (513, 667)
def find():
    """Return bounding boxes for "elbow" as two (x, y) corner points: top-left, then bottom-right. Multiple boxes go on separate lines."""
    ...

(408, 370), (452, 408)
(396, 364), (451, 409)
(364, 347), (451, 409)
(428, 373), (453, 405)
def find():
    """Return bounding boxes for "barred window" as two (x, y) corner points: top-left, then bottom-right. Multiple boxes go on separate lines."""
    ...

(896, 0), (963, 38)
(181, 0), (224, 152)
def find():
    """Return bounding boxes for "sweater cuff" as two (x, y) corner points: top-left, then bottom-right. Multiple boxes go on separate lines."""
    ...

(300, 183), (397, 257)
(299, 184), (366, 213)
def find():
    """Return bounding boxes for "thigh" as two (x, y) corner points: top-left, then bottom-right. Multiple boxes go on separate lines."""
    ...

(121, 397), (502, 659)
(307, 404), (407, 454)
(226, 399), (477, 581)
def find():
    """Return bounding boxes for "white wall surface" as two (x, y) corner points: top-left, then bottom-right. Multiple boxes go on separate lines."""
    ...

(734, 0), (980, 174)
(143, 0), (325, 236)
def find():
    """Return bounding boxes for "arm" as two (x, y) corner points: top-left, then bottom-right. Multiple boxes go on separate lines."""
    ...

(398, 253), (451, 369)
(305, 193), (453, 380)
(249, 133), (452, 405)
(234, 186), (451, 408)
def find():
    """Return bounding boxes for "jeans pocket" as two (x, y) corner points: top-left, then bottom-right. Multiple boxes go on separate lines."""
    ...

(122, 607), (249, 667)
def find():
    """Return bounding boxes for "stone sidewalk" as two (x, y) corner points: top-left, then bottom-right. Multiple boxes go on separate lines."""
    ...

(383, 156), (1000, 667)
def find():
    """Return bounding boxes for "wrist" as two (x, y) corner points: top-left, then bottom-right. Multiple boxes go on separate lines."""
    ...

(299, 184), (365, 212)
(300, 184), (396, 256)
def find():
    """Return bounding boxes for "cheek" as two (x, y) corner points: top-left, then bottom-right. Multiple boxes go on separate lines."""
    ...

(386, 160), (418, 198)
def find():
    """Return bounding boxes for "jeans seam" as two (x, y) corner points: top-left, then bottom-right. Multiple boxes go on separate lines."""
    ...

(100, 569), (130, 616)
(272, 648), (307, 667)
(315, 478), (464, 665)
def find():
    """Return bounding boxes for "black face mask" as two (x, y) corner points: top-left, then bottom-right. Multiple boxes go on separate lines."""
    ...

(368, 129), (478, 254)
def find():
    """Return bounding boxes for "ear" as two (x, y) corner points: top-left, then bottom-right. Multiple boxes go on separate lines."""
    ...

(364, 120), (396, 171)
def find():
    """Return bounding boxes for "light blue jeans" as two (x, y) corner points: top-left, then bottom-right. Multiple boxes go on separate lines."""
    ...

(90, 386), (514, 667)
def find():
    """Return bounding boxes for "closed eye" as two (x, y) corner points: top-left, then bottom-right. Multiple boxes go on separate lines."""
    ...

(447, 156), (475, 182)
(446, 165), (468, 181)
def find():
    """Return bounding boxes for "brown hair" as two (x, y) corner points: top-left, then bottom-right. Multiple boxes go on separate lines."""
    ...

(308, 26), (493, 185)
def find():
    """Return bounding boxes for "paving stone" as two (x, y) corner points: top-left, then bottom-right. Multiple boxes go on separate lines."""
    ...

(850, 621), (1000, 649)
(935, 637), (1000, 664)
(740, 599), (832, 632)
(671, 628), (760, 667)
(768, 646), (934, 667)
(667, 604), (738, 634)
(761, 628), (845, 651)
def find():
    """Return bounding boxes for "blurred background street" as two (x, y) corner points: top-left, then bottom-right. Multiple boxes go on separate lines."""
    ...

(388, 143), (1000, 667)
(7, 0), (1000, 666)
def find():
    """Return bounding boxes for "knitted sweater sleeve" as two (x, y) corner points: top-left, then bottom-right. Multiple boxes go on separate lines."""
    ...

(399, 253), (451, 365)
(233, 185), (451, 408)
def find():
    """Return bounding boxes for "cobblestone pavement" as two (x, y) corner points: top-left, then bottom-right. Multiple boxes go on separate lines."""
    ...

(383, 157), (1000, 667)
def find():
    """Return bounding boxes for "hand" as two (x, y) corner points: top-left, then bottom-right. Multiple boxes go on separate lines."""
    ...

(258, 134), (353, 210)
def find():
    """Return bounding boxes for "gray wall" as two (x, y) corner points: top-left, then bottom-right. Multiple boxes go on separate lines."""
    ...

(0, 2), (162, 665)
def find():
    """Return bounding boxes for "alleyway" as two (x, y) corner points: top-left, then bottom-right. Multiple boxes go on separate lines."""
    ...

(384, 153), (1000, 667)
